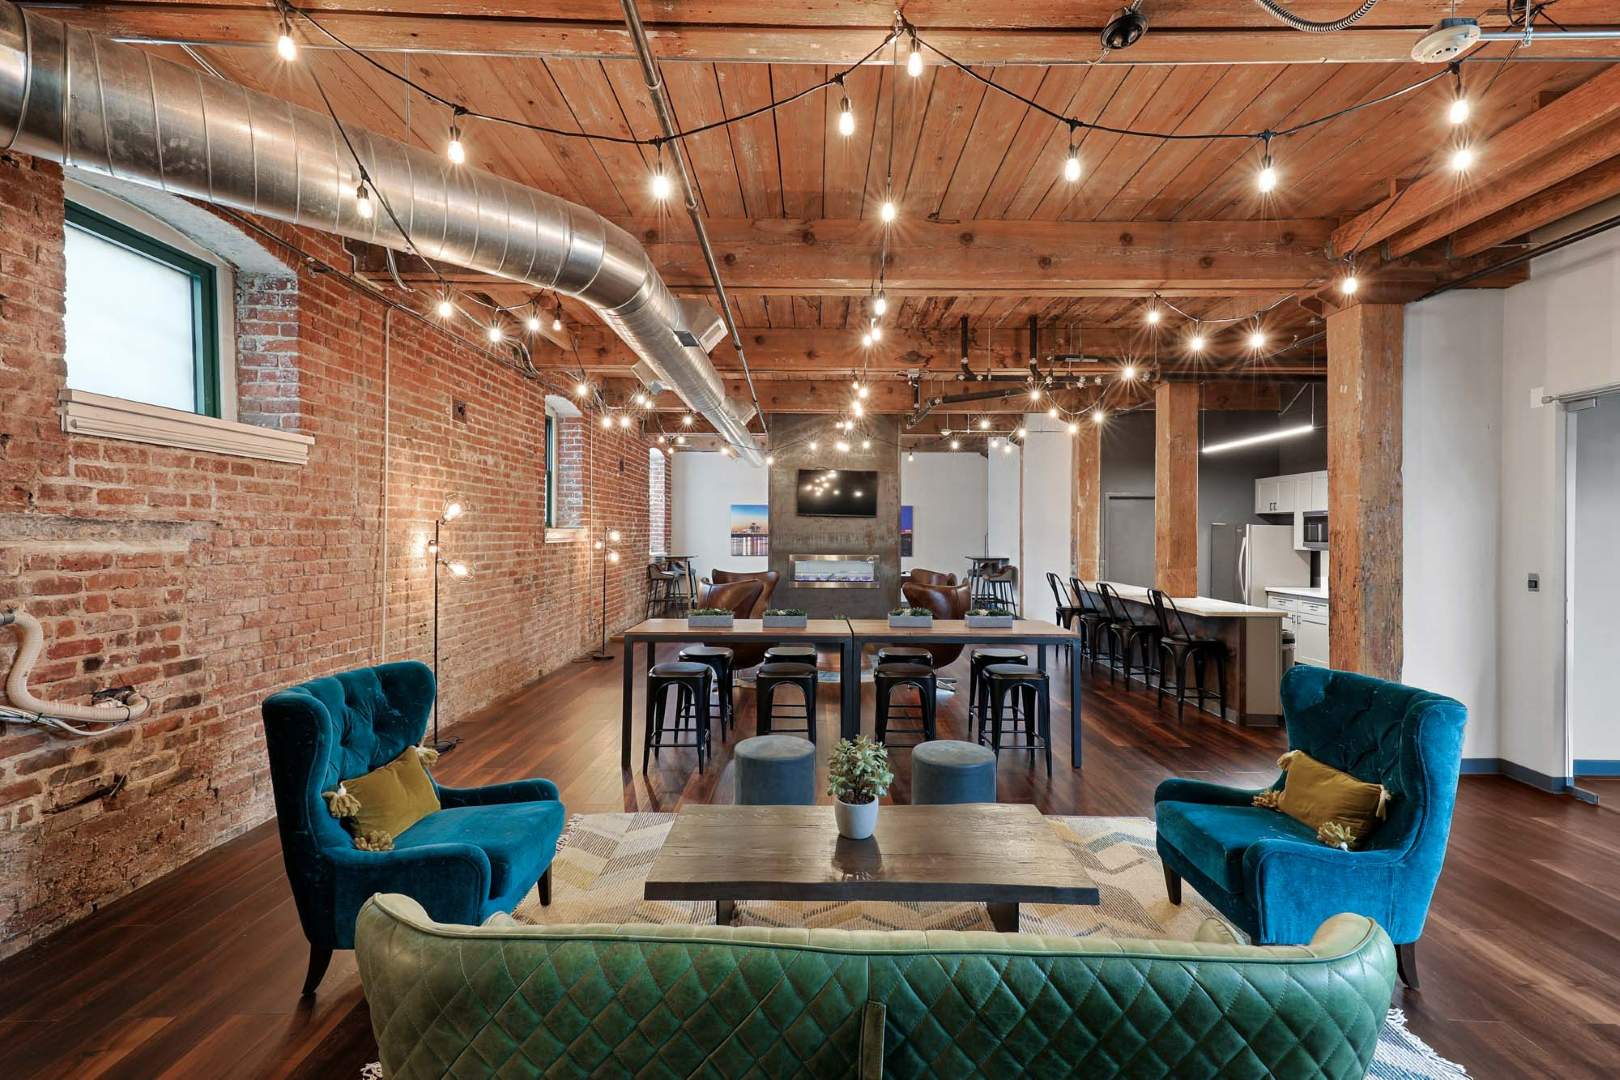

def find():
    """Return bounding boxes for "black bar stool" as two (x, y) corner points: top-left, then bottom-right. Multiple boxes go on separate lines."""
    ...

(1095, 582), (1160, 691)
(643, 661), (713, 773)
(1148, 589), (1228, 721)
(1046, 572), (1080, 630)
(763, 644), (817, 665)
(978, 663), (1052, 776)
(874, 662), (938, 745)
(981, 565), (1019, 614)
(756, 662), (818, 741)
(646, 562), (680, 618)
(1070, 578), (1110, 669)
(876, 645), (934, 667)
(678, 645), (735, 739)
(967, 647), (1027, 741)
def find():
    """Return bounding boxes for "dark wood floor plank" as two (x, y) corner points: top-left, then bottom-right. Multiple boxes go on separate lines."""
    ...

(0, 649), (1614, 1078)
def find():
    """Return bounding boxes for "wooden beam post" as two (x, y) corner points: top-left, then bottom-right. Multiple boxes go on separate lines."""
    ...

(1326, 303), (1403, 680)
(1154, 382), (1199, 595)
(1073, 420), (1101, 578)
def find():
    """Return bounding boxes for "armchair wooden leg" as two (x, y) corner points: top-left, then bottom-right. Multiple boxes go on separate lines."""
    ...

(539, 865), (553, 907)
(301, 945), (333, 996)
(1396, 941), (1420, 990)
(1163, 864), (1182, 905)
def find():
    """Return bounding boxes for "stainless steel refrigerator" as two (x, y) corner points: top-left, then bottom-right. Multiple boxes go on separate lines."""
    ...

(1209, 523), (1311, 606)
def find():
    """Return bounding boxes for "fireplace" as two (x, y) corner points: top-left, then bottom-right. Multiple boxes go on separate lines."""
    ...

(791, 554), (879, 588)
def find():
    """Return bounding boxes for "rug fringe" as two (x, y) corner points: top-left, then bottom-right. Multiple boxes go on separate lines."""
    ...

(1384, 1009), (1471, 1078)
(359, 1063), (384, 1079)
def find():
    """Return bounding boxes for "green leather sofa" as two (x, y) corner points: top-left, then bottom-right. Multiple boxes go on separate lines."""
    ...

(356, 893), (1397, 1078)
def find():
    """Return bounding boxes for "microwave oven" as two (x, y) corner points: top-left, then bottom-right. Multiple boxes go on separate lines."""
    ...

(1303, 513), (1328, 550)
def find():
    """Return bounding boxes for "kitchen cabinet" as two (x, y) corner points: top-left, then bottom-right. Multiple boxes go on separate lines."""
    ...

(1268, 592), (1329, 667)
(1256, 471), (1328, 515)
(1309, 471), (1329, 512)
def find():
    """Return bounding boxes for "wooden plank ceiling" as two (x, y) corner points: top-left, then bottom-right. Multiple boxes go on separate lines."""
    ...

(58, 1), (1620, 414)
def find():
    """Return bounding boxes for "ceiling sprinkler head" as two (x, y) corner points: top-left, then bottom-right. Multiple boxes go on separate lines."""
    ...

(1411, 18), (1482, 63)
(1101, 8), (1149, 52)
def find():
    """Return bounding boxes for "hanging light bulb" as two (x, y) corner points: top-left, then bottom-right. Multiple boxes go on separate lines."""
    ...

(552, 311), (563, 332)
(446, 116), (466, 165)
(1002, 440), (1013, 453)
(861, 332), (873, 347)
(839, 95), (855, 137)
(634, 393), (648, 406)
(1188, 333), (1206, 352)
(1067, 421), (1079, 435)
(1146, 307), (1161, 325)
(978, 417), (990, 430)
(618, 414), (632, 429)
(486, 324), (503, 343)
(837, 439), (851, 452)
(907, 451), (916, 462)
(676, 434), (688, 445)
(651, 163), (672, 200)
(862, 439), (871, 450)
(657, 434), (667, 444)
(681, 413), (694, 427)
(276, 13), (298, 62)
(525, 313), (542, 333)
(1064, 134), (1082, 183)
(809, 440), (819, 451)
(1029, 386), (1042, 401)
(1257, 154), (1277, 194)
(601, 414), (614, 429)
(1248, 330), (1266, 350)
(766, 454), (776, 466)
(950, 438), (960, 450)
(1341, 274), (1360, 296)
(1121, 364), (1137, 381)
(1451, 147), (1475, 171)
(437, 298), (454, 319)
(1448, 96), (1470, 125)
(1046, 406), (1058, 419)
(906, 37), (923, 78)
(852, 401), (865, 417)
(574, 380), (590, 397)
(857, 385), (870, 400)
(1092, 408), (1105, 424)
(880, 200), (897, 223)
(1015, 426), (1027, 439)
(871, 324), (883, 342)
(873, 291), (888, 317)
(354, 182), (373, 220)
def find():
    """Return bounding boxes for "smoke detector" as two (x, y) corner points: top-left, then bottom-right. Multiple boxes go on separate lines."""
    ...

(1412, 18), (1481, 63)
(1101, 8), (1149, 52)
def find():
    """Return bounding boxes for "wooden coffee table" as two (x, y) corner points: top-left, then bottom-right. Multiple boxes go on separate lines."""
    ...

(643, 803), (1099, 932)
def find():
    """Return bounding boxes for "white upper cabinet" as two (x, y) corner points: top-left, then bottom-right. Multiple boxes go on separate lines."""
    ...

(1256, 470), (1328, 515)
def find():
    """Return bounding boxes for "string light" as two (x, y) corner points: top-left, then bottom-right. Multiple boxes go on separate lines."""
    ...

(1063, 122), (1082, 182)
(1341, 273), (1360, 296)
(354, 182), (373, 220)
(1248, 330), (1266, 349)
(809, 441), (819, 451)
(978, 417), (990, 430)
(634, 392), (648, 406)
(906, 36), (923, 77)
(1002, 441), (1013, 453)
(651, 162), (672, 200)
(861, 332), (873, 347)
(1015, 426), (1027, 439)
(1046, 406), (1058, 419)
(873, 291), (888, 317)
(574, 380), (590, 396)
(1257, 136), (1278, 193)
(1121, 364), (1137, 380)
(525, 313), (542, 333)
(618, 415), (632, 429)
(1188, 333), (1206, 352)
(1092, 408), (1105, 424)
(1029, 386), (1042, 401)
(276, 10), (297, 62)
(600, 414), (614, 429)
(1448, 67), (1470, 125)
(551, 311), (564, 332)
(870, 324), (884, 342)
(486, 324), (502, 343)
(862, 439), (871, 450)
(1067, 421), (1079, 435)
(437, 298), (454, 319)
(657, 434), (666, 444)
(681, 414), (695, 427)
(880, 200), (897, 223)
(838, 94), (856, 137)
(950, 438), (960, 450)
(1146, 308), (1161, 325)
(851, 401), (865, 417)
(1451, 147), (1475, 171)
(446, 113), (466, 165)
(856, 385), (870, 400)
(837, 439), (851, 452)
(676, 435), (688, 445)
(907, 451), (915, 462)
(766, 454), (776, 466)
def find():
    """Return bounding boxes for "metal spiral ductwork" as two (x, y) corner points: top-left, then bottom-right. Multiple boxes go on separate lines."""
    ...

(0, 1), (762, 463)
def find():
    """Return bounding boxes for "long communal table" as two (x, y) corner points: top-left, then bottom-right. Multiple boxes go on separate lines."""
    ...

(618, 617), (1085, 770)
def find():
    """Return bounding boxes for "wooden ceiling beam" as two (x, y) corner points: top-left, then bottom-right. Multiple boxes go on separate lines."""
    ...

(1330, 64), (1620, 257)
(51, 4), (1620, 66)
(1450, 153), (1620, 258)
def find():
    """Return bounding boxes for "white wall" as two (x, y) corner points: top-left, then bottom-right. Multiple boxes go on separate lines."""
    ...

(671, 451), (769, 581)
(987, 441), (1020, 575)
(1570, 396), (1620, 767)
(900, 452), (988, 578)
(1402, 290), (1504, 761)
(1019, 415), (1073, 622)
(1498, 229), (1620, 779)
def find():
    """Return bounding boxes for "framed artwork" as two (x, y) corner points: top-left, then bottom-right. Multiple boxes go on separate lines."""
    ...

(730, 504), (768, 556)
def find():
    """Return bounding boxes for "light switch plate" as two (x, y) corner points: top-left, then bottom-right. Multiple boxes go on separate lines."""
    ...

(1528, 572), (1540, 592)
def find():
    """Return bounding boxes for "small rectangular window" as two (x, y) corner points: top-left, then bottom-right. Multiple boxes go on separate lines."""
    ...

(63, 201), (220, 417)
(545, 413), (556, 528)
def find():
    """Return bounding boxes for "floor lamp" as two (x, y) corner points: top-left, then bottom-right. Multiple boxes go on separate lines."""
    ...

(576, 528), (620, 663)
(429, 494), (470, 753)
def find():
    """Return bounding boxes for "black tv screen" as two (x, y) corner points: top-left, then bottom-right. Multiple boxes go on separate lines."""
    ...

(796, 469), (878, 517)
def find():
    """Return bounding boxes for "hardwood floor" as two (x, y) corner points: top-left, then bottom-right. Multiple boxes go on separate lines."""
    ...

(2, 647), (1616, 1078)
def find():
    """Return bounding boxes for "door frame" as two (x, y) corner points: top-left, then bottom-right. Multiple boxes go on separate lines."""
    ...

(1100, 492), (1155, 584)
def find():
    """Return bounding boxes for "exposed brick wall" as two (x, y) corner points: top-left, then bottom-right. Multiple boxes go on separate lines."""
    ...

(0, 154), (652, 959)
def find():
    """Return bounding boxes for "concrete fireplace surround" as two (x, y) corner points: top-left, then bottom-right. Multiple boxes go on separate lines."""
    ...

(767, 414), (901, 618)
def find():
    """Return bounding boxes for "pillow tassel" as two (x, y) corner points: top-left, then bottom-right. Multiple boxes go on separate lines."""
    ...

(414, 745), (441, 767)
(323, 784), (362, 819)
(1317, 821), (1358, 851)
(1276, 749), (1299, 771)
(353, 829), (395, 852)
(1375, 785), (1391, 819)
(1252, 789), (1282, 810)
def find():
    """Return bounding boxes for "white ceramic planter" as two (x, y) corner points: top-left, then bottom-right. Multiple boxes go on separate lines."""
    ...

(834, 797), (879, 840)
(687, 615), (734, 628)
(888, 615), (934, 629)
(762, 614), (808, 629)
(965, 615), (1015, 629)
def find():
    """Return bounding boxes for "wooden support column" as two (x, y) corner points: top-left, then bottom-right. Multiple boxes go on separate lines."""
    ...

(1326, 303), (1403, 680)
(1154, 382), (1199, 595)
(1072, 420), (1101, 578)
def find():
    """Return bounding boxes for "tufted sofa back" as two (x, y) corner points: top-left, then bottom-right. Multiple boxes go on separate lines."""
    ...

(358, 894), (1397, 1080)
(1278, 666), (1467, 861)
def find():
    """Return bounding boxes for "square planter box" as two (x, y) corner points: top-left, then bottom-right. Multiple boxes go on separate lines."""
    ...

(687, 614), (735, 629)
(965, 615), (1015, 629)
(762, 614), (808, 629)
(888, 615), (934, 629)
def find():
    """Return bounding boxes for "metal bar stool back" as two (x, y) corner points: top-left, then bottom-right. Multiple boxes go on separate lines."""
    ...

(1147, 589), (1227, 721)
(678, 644), (735, 740)
(874, 661), (938, 745)
(643, 661), (714, 773)
(1095, 582), (1160, 690)
(977, 663), (1052, 775)
(755, 661), (819, 741)
(967, 647), (1028, 741)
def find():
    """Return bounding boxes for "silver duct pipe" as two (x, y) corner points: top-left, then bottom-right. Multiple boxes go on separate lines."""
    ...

(0, 1), (764, 464)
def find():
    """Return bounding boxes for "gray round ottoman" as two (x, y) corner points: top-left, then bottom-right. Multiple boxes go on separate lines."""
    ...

(734, 735), (816, 805)
(912, 740), (997, 805)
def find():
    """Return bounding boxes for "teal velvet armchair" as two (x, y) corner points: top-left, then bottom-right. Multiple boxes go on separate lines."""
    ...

(261, 661), (565, 994)
(1155, 666), (1466, 989)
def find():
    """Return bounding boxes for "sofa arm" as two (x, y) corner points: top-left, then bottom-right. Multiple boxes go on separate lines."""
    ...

(1243, 838), (1403, 944)
(437, 777), (560, 808)
(1154, 776), (1273, 808)
(329, 842), (493, 931)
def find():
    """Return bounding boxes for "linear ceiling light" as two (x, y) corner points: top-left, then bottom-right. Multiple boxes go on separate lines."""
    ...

(1201, 424), (1316, 454)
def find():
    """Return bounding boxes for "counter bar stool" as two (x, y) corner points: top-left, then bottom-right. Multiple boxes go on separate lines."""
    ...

(678, 645), (735, 740)
(755, 662), (819, 742)
(967, 647), (1028, 741)
(643, 662), (714, 773)
(978, 663), (1053, 776)
(646, 563), (679, 619)
(763, 644), (817, 665)
(874, 662), (938, 746)
(1148, 589), (1227, 721)
(1095, 582), (1160, 691)
(980, 564), (1019, 614)
(875, 645), (934, 668)
(1070, 578), (1110, 669)
(1046, 573), (1080, 630)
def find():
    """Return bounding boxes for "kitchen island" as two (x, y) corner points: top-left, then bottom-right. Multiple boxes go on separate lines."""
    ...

(1093, 582), (1289, 725)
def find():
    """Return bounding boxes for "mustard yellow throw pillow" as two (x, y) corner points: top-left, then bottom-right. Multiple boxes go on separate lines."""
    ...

(323, 747), (440, 851)
(1253, 749), (1390, 850)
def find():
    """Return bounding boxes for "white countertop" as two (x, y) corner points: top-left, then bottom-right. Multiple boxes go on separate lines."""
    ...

(1096, 581), (1287, 619)
(1265, 586), (1329, 601)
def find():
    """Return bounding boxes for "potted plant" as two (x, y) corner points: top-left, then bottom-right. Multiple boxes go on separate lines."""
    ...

(762, 607), (808, 629)
(888, 605), (934, 629)
(965, 607), (1016, 629)
(827, 735), (892, 840)
(687, 606), (735, 629)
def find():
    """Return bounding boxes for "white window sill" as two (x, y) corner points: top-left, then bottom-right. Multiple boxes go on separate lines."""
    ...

(58, 389), (313, 465)
(545, 527), (587, 544)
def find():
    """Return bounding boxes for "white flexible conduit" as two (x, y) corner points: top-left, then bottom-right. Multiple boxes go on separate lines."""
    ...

(0, 1), (763, 464)
(1, 610), (152, 733)
(1254, 0), (1381, 33)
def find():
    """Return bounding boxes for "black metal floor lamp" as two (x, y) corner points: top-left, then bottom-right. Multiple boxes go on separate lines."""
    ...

(429, 494), (470, 753)
(575, 527), (621, 663)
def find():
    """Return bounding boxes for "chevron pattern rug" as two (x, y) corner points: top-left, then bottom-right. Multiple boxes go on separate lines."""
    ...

(498, 812), (1469, 1079)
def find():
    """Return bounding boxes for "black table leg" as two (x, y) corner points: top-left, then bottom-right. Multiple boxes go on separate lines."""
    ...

(841, 639), (859, 739)
(620, 636), (634, 770)
(717, 898), (737, 926)
(987, 902), (1019, 933)
(1070, 634), (1084, 769)
(1037, 643), (1047, 674)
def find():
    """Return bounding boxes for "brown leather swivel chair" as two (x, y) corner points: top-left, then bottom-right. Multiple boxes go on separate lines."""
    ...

(900, 580), (972, 668)
(697, 578), (769, 669)
(907, 568), (958, 587)
(711, 569), (779, 617)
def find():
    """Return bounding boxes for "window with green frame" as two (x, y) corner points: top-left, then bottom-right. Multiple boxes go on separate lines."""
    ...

(544, 412), (556, 528)
(62, 200), (222, 417)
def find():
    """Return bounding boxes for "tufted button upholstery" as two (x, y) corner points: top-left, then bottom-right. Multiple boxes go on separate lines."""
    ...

(356, 894), (1398, 1079)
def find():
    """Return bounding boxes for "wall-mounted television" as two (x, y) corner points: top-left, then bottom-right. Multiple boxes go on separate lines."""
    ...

(796, 469), (878, 517)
